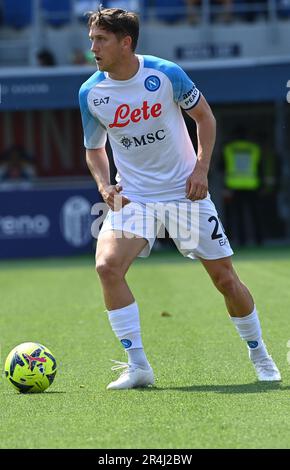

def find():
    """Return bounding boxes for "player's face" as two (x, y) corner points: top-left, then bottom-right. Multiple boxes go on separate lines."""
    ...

(89, 26), (126, 72)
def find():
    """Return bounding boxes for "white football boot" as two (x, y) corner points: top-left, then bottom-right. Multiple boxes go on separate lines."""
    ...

(107, 360), (154, 390)
(252, 355), (281, 381)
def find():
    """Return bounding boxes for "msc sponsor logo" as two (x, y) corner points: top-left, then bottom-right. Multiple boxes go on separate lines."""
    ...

(0, 215), (50, 239)
(144, 75), (161, 92)
(120, 129), (166, 149)
(60, 196), (92, 247)
(109, 100), (162, 128)
(93, 96), (110, 106)
(120, 137), (133, 149)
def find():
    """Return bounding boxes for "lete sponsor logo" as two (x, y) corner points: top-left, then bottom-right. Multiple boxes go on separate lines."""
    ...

(109, 100), (162, 128)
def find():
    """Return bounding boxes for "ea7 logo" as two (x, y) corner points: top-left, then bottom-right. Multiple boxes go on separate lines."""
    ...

(287, 80), (290, 104)
(93, 96), (110, 106)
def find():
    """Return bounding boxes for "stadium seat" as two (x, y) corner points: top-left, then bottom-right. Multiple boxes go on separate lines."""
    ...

(41, 0), (72, 27)
(2, 0), (33, 28)
(74, 0), (103, 23)
(105, 0), (140, 10)
(154, 0), (186, 23)
(233, 0), (267, 22)
(277, 0), (290, 18)
(0, 1), (3, 26)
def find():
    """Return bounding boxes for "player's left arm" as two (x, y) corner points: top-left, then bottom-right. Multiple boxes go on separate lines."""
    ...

(185, 94), (216, 201)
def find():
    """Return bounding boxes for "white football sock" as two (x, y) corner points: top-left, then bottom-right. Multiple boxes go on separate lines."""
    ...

(230, 306), (269, 362)
(107, 301), (150, 369)
(127, 348), (150, 369)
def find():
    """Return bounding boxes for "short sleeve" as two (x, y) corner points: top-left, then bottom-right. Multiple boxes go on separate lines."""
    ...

(79, 85), (107, 149)
(168, 64), (201, 111)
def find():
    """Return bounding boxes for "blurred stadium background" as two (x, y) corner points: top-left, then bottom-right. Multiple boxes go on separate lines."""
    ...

(0, 0), (290, 260)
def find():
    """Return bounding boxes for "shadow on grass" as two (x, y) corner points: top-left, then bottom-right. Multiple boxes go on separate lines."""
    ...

(16, 391), (67, 396)
(137, 382), (289, 394)
(143, 245), (290, 264)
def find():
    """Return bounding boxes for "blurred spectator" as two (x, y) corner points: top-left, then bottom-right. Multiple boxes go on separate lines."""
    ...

(185, 1), (283, 24)
(0, 146), (36, 189)
(37, 49), (56, 66)
(186, 0), (200, 24)
(212, 0), (233, 22)
(234, 0), (267, 22)
(71, 48), (94, 65)
(186, 0), (233, 24)
(220, 127), (264, 247)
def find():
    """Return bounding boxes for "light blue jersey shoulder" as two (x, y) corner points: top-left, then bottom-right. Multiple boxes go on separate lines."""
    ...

(79, 70), (106, 104)
(143, 55), (197, 104)
(78, 71), (107, 149)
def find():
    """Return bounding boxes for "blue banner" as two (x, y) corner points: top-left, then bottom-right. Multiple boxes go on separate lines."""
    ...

(0, 59), (289, 111)
(0, 185), (103, 259)
(0, 68), (89, 111)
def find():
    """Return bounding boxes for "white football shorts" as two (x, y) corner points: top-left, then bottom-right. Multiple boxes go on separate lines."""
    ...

(98, 195), (234, 260)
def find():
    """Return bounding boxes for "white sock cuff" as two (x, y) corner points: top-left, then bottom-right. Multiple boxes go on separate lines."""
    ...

(107, 301), (142, 349)
(107, 301), (138, 317)
(231, 306), (257, 325)
(230, 305), (262, 342)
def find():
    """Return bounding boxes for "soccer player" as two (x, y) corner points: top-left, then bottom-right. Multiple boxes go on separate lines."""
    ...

(79, 7), (281, 389)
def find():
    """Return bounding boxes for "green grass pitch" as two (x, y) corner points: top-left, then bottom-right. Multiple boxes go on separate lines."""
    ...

(1, 246), (290, 449)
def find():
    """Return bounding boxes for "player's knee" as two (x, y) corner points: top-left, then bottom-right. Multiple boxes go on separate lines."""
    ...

(95, 258), (123, 282)
(214, 271), (238, 297)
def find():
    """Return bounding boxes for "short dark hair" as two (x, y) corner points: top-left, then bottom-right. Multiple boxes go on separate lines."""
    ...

(88, 7), (139, 52)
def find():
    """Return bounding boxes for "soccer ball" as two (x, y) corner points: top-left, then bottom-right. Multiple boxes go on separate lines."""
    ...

(4, 342), (57, 393)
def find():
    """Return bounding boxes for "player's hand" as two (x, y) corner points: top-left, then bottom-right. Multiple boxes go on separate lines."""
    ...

(185, 167), (208, 201)
(101, 184), (131, 211)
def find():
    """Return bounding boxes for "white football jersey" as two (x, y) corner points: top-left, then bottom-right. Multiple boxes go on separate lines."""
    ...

(79, 54), (201, 202)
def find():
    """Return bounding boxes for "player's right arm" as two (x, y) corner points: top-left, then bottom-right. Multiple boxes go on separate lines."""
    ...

(79, 81), (130, 211)
(86, 148), (130, 211)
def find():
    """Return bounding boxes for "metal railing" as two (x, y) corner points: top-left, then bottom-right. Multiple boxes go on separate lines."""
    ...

(145, 0), (288, 23)
(0, 0), (289, 66)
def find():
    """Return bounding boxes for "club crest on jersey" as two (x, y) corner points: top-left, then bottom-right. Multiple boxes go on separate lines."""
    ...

(144, 75), (161, 92)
